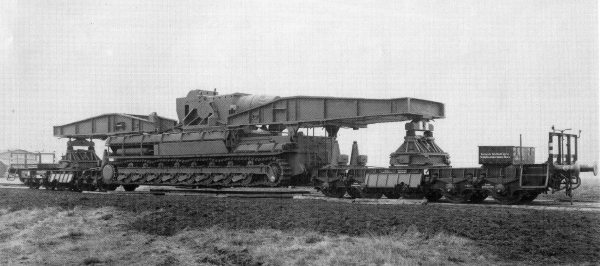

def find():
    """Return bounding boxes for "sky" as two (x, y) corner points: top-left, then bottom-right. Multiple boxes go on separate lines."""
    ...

(0, 0), (598, 167)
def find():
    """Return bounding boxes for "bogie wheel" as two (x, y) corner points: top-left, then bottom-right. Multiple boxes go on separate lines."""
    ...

(44, 181), (55, 190)
(29, 182), (41, 189)
(383, 192), (401, 199)
(85, 184), (98, 192)
(425, 191), (443, 202)
(123, 185), (138, 192)
(322, 186), (347, 198)
(492, 191), (524, 205)
(360, 190), (383, 199)
(519, 192), (540, 203)
(347, 187), (362, 199)
(400, 193), (425, 199)
(444, 192), (472, 203)
(469, 192), (489, 203)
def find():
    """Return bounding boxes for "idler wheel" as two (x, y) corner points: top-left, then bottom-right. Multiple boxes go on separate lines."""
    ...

(266, 162), (283, 184)
(102, 165), (116, 184)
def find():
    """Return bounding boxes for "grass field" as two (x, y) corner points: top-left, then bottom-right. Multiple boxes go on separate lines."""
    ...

(0, 207), (495, 266)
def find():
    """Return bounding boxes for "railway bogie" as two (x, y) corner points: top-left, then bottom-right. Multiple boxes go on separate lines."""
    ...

(313, 127), (597, 204)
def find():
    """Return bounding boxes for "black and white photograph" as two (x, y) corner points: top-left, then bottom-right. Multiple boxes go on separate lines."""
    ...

(0, 1), (598, 265)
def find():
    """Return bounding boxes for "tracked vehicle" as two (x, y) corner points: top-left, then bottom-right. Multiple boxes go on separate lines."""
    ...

(96, 90), (446, 190)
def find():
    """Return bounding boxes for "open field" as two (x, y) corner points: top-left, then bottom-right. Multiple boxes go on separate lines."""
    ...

(0, 188), (598, 265)
(0, 206), (492, 266)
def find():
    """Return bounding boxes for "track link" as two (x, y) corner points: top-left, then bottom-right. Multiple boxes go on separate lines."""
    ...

(107, 156), (294, 188)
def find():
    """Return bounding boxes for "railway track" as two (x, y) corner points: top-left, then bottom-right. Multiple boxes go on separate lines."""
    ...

(293, 195), (600, 212)
(2, 182), (598, 211)
(81, 186), (314, 198)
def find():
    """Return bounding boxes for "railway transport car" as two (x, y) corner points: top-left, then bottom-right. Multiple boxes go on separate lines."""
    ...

(9, 113), (177, 191)
(11, 90), (597, 204)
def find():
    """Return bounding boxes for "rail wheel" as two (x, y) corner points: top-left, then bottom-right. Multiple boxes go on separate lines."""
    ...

(28, 181), (41, 189)
(469, 192), (489, 203)
(347, 187), (362, 199)
(444, 192), (472, 203)
(359, 190), (383, 199)
(322, 186), (347, 198)
(519, 192), (540, 203)
(493, 191), (523, 204)
(383, 192), (401, 199)
(400, 193), (425, 199)
(85, 183), (98, 192)
(425, 191), (443, 202)
(45, 181), (56, 190)
(123, 185), (138, 192)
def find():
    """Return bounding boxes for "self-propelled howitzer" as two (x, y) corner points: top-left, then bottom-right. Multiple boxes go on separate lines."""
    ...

(97, 90), (447, 190)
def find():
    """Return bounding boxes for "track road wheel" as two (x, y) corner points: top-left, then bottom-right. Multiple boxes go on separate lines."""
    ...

(322, 186), (347, 198)
(240, 174), (254, 185)
(101, 184), (119, 191)
(493, 191), (524, 205)
(123, 185), (138, 192)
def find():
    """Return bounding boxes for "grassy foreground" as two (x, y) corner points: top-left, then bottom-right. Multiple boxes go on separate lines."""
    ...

(0, 207), (494, 266)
